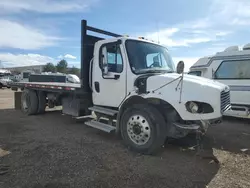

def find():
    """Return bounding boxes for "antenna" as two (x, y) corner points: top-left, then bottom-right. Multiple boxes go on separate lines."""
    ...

(156, 21), (160, 44)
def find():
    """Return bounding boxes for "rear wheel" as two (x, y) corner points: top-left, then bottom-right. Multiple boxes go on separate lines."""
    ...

(37, 91), (46, 114)
(21, 89), (38, 115)
(120, 104), (167, 154)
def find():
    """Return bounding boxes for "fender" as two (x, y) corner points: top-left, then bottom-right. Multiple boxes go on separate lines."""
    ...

(116, 94), (146, 134)
(115, 93), (179, 134)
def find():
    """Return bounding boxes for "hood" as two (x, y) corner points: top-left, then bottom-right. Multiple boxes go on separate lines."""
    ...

(141, 73), (228, 121)
(148, 73), (228, 92)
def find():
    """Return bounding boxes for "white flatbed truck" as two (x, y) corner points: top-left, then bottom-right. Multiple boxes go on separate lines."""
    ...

(10, 20), (231, 154)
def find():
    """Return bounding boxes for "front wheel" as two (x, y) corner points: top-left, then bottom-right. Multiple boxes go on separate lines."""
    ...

(120, 104), (167, 155)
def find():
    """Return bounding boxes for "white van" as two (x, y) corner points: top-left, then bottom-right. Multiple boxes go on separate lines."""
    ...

(189, 43), (250, 118)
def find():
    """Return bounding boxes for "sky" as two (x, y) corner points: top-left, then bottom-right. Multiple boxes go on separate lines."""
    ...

(0, 0), (250, 72)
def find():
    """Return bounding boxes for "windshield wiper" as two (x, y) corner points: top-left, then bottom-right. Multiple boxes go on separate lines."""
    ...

(136, 69), (173, 74)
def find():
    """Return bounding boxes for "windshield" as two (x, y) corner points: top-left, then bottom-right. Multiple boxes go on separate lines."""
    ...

(125, 40), (175, 74)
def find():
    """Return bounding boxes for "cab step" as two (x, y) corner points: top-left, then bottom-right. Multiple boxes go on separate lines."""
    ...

(85, 120), (116, 133)
(88, 106), (118, 116)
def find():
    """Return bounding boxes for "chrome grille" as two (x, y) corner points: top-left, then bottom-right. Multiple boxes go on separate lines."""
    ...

(221, 90), (231, 112)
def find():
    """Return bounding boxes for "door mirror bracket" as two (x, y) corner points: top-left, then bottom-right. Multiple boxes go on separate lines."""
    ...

(103, 65), (108, 75)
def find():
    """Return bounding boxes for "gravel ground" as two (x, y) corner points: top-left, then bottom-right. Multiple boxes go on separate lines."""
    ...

(0, 89), (250, 188)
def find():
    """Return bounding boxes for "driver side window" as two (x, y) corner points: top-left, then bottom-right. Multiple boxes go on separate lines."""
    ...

(101, 44), (123, 73)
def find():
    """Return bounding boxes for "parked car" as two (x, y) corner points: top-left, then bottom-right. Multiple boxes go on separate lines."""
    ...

(0, 76), (13, 88)
(0, 69), (13, 88)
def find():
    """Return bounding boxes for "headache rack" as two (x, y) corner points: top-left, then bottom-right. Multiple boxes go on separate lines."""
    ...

(80, 20), (122, 92)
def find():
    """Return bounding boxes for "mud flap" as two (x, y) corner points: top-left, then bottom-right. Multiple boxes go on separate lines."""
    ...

(14, 91), (22, 110)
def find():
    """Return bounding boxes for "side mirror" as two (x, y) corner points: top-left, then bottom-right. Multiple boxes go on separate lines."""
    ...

(176, 61), (185, 74)
(102, 47), (108, 75)
(103, 66), (108, 75)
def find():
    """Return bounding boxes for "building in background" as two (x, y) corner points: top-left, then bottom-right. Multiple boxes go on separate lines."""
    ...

(5, 65), (46, 74)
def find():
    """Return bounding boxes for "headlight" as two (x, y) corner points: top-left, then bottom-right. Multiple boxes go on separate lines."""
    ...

(188, 102), (199, 113)
(185, 101), (214, 114)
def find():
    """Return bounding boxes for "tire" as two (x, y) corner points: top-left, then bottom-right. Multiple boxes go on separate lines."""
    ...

(120, 104), (167, 155)
(37, 91), (46, 114)
(21, 89), (38, 115)
(0, 83), (3, 89)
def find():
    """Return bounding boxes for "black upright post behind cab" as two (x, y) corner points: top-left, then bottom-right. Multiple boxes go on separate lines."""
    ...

(80, 20), (121, 92)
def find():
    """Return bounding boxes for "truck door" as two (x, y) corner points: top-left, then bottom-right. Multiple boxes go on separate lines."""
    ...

(92, 41), (127, 107)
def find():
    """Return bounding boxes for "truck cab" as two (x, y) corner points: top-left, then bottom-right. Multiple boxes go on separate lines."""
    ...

(91, 37), (176, 107)
(189, 44), (250, 118)
(91, 36), (230, 120)
(84, 31), (230, 153)
(12, 20), (231, 154)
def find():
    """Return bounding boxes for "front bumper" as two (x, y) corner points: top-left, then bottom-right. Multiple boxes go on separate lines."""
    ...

(173, 117), (222, 133)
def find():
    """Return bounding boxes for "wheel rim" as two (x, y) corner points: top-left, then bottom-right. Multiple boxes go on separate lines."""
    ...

(127, 115), (151, 145)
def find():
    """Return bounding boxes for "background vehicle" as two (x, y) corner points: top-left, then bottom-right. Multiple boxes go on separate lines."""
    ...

(0, 76), (12, 88)
(8, 70), (36, 83)
(0, 69), (12, 88)
(28, 73), (80, 84)
(0, 69), (11, 77)
(10, 20), (230, 154)
(189, 44), (250, 118)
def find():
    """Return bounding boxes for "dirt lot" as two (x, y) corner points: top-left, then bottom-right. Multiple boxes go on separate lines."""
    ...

(0, 89), (250, 188)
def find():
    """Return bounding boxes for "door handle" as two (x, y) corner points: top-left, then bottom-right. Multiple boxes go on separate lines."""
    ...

(103, 74), (120, 80)
(114, 74), (120, 80)
(94, 82), (100, 93)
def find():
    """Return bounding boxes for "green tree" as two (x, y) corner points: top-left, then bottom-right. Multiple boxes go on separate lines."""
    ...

(68, 66), (80, 76)
(43, 63), (56, 73)
(56, 59), (68, 73)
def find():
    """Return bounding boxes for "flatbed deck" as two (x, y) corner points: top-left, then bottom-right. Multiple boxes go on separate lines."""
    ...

(10, 82), (81, 92)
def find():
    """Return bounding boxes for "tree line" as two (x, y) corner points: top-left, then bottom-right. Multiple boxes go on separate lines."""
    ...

(43, 60), (80, 77)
